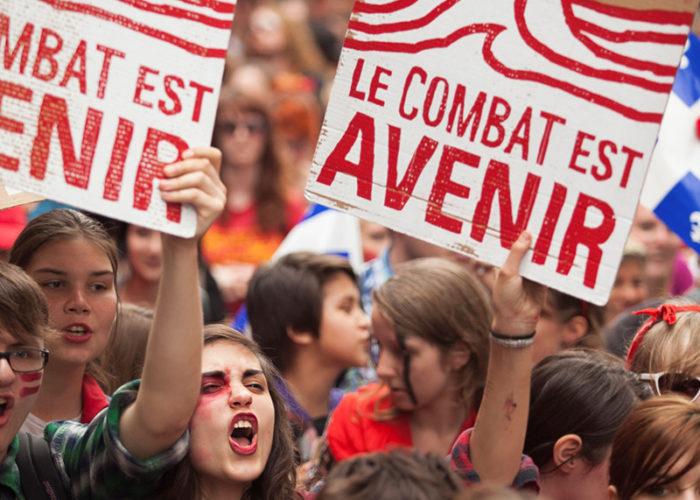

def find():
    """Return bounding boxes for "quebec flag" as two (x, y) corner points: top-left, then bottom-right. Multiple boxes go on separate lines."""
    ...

(643, 33), (700, 253)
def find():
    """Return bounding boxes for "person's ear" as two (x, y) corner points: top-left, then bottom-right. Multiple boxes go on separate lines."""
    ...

(608, 485), (619, 500)
(562, 315), (588, 347)
(552, 434), (583, 474)
(286, 327), (315, 347)
(447, 342), (471, 371)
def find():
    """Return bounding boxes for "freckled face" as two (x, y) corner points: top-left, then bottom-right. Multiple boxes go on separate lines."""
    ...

(189, 342), (275, 487)
(25, 238), (116, 367)
(0, 328), (44, 460)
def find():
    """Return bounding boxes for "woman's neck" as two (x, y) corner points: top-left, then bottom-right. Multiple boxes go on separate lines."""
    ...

(284, 350), (342, 419)
(199, 476), (246, 500)
(31, 361), (86, 422)
(121, 274), (158, 308)
(410, 388), (469, 455)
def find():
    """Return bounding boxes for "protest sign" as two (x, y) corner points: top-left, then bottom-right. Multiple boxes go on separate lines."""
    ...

(0, 0), (235, 237)
(0, 181), (41, 210)
(306, 0), (698, 304)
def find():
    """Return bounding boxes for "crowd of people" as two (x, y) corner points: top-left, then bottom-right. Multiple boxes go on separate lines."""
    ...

(1, 0), (700, 498)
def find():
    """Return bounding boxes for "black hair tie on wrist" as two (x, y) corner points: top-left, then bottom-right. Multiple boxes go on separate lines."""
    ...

(490, 330), (536, 341)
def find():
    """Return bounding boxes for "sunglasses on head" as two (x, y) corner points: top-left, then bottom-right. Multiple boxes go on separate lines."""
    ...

(638, 372), (700, 402)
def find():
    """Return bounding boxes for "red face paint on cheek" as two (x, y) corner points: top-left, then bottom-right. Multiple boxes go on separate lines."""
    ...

(20, 373), (42, 383)
(20, 386), (40, 398)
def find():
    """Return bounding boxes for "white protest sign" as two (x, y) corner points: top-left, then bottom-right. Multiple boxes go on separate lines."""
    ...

(0, 181), (41, 210)
(0, 0), (235, 237)
(306, 0), (697, 305)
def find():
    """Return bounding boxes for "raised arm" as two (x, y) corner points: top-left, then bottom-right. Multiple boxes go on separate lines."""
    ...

(470, 232), (546, 484)
(119, 147), (226, 459)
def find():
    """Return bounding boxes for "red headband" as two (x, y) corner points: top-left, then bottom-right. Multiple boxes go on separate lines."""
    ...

(626, 304), (700, 368)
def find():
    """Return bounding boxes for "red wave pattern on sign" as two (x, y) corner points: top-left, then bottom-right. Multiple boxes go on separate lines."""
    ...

(118, 0), (233, 29)
(176, 0), (235, 15)
(39, 0), (229, 58)
(345, 0), (688, 123)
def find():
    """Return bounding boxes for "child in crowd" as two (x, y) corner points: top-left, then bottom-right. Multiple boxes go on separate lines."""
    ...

(604, 242), (648, 325)
(247, 252), (370, 461)
(609, 396), (700, 499)
(532, 289), (604, 365)
(316, 449), (463, 500)
(9, 209), (118, 435)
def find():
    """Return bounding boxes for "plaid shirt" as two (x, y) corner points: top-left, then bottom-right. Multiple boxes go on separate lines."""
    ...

(450, 429), (540, 492)
(0, 381), (188, 499)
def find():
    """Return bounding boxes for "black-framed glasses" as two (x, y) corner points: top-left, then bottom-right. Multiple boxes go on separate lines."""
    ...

(638, 372), (700, 402)
(0, 348), (49, 374)
(217, 120), (266, 136)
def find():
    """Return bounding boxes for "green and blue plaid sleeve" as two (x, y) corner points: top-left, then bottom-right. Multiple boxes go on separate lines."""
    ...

(45, 380), (189, 500)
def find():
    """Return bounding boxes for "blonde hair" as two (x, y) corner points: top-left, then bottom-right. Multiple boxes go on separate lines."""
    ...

(372, 258), (491, 415)
(629, 298), (700, 375)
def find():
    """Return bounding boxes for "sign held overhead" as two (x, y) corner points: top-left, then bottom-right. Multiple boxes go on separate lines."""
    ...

(0, 0), (235, 236)
(307, 0), (698, 304)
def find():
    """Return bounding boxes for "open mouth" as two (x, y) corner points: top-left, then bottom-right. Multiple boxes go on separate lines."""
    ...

(0, 397), (15, 424)
(228, 413), (258, 455)
(62, 324), (93, 343)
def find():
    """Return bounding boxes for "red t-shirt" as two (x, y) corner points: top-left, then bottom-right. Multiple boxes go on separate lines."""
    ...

(81, 373), (109, 423)
(327, 383), (476, 462)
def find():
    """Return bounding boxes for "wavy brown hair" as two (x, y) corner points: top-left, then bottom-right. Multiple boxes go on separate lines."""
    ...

(610, 395), (700, 499)
(214, 88), (291, 234)
(370, 257), (491, 417)
(0, 261), (50, 345)
(157, 325), (298, 500)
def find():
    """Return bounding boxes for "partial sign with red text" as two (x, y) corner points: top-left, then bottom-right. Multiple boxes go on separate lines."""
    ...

(0, 0), (235, 236)
(307, 0), (697, 304)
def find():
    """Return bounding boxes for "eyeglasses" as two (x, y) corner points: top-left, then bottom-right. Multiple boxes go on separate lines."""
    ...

(0, 348), (49, 373)
(638, 372), (700, 402)
(217, 120), (266, 136)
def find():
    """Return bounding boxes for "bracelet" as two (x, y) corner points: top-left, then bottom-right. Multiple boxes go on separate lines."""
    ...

(489, 330), (535, 349)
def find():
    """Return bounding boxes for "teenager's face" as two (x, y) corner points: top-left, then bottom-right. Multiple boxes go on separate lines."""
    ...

(25, 238), (116, 367)
(533, 302), (567, 366)
(617, 455), (700, 500)
(317, 273), (370, 369)
(189, 341), (275, 488)
(372, 308), (453, 411)
(629, 206), (680, 286)
(126, 226), (162, 283)
(0, 328), (44, 461)
(216, 110), (267, 171)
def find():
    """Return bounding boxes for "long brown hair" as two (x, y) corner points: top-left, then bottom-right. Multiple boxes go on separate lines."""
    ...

(9, 208), (118, 387)
(610, 395), (700, 499)
(0, 261), (50, 345)
(157, 325), (297, 500)
(214, 88), (291, 234)
(371, 258), (491, 415)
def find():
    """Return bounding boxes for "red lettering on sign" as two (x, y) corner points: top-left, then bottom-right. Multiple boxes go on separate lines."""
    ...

(423, 77), (448, 127)
(532, 182), (567, 265)
(400, 66), (426, 120)
(133, 65), (159, 108)
(58, 40), (87, 94)
(96, 44), (125, 100)
(103, 118), (135, 201)
(481, 96), (511, 148)
(537, 111), (566, 165)
(0, 80), (32, 172)
(368, 66), (391, 107)
(425, 145), (479, 233)
(0, 14), (33, 75)
(470, 159), (541, 247)
(189, 80), (213, 123)
(569, 131), (595, 175)
(133, 128), (189, 222)
(620, 146), (643, 189)
(316, 112), (376, 200)
(159, 75), (185, 116)
(31, 28), (63, 82)
(350, 58), (368, 101)
(447, 88), (486, 141)
(30, 93), (102, 189)
(384, 125), (438, 210)
(557, 193), (616, 288)
(504, 107), (532, 161)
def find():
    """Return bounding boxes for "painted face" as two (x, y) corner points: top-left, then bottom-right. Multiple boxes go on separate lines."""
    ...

(607, 258), (648, 321)
(126, 225), (162, 284)
(0, 328), (44, 461)
(630, 456), (700, 500)
(372, 308), (453, 412)
(25, 238), (117, 367)
(317, 273), (370, 369)
(216, 110), (267, 172)
(189, 341), (275, 487)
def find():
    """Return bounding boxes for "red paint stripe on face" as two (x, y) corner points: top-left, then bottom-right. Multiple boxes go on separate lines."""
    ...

(20, 373), (42, 383)
(20, 386), (40, 398)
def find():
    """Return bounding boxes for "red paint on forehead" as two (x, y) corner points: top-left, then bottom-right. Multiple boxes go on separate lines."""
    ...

(19, 386), (40, 398)
(20, 373), (42, 383)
